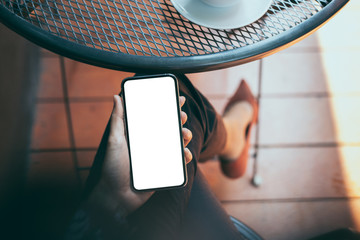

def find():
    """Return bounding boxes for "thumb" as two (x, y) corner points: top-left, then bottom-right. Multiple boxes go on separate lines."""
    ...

(108, 95), (126, 147)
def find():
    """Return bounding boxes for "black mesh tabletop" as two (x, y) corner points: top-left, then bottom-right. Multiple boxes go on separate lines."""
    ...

(0, 0), (348, 73)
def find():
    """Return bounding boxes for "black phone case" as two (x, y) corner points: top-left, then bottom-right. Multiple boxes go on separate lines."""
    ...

(121, 73), (188, 192)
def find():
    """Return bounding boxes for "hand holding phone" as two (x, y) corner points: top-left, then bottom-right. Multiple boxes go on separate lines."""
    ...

(87, 76), (192, 216)
(121, 74), (189, 191)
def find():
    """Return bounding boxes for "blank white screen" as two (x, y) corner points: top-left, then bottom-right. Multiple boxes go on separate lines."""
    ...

(123, 76), (186, 190)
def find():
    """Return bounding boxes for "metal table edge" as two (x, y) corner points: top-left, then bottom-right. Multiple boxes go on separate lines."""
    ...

(0, 0), (349, 73)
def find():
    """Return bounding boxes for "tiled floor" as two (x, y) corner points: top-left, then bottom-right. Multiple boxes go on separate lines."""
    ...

(28, 2), (360, 239)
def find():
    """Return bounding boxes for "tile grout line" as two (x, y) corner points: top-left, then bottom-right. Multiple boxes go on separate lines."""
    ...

(59, 56), (82, 188)
(36, 97), (114, 103)
(256, 142), (360, 148)
(36, 91), (360, 103)
(30, 147), (98, 152)
(261, 93), (360, 98)
(28, 142), (360, 153)
(220, 196), (360, 204)
(163, 92), (360, 100)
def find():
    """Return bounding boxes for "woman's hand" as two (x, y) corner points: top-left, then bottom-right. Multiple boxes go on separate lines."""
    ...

(87, 95), (193, 217)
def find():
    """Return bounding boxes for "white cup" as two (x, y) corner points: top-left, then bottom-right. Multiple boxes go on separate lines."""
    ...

(200, 0), (241, 8)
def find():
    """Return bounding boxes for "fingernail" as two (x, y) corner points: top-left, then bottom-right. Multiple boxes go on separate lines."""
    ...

(113, 95), (118, 106)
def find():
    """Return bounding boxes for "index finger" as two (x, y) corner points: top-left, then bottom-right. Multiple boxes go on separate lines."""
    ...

(180, 96), (186, 108)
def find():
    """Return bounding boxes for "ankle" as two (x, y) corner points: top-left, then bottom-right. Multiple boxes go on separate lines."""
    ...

(225, 102), (253, 123)
(219, 118), (232, 156)
(219, 101), (253, 160)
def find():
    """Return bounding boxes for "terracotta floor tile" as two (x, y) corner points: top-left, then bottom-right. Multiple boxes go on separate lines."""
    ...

(70, 102), (113, 148)
(256, 146), (360, 199)
(28, 152), (77, 189)
(283, 32), (320, 52)
(319, 51), (360, 95)
(64, 58), (133, 98)
(187, 70), (227, 97)
(311, 8), (360, 51)
(76, 150), (96, 168)
(329, 96), (360, 143)
(262, 50), (360, 95)
(201, 146), (360, 201)
(37, 57), (63, 99)
(285, 6), (360, 52)
(207, 97), (229, 114)
(199, 149), (255, 200)
(187, 60), (259, 98)
(223, 199), (360, 240)
(347, 0), (360, 9)
(31, 103), (70, 149)
(258, 96), (360, 145)
(226, 61), (260, 97)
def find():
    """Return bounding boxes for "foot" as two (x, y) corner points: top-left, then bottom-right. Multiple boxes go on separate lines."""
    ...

(218, 80), (258, 179)
(220, 101), (253, 161)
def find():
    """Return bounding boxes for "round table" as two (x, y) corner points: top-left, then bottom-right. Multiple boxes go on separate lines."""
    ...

(0, 0), (348, 73)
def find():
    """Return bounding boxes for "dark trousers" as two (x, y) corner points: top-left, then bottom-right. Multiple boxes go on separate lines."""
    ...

(79, 74), (243, 240)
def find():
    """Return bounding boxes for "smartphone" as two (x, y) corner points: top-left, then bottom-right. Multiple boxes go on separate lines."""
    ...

(121, 74), (187, 191)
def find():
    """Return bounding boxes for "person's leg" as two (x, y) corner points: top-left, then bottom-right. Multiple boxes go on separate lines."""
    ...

(176, 74), (254, 163)
(121, 73), (232, 239)
(80, 73), (251, 239)
(176, 74), (228, 162)
(124, 74), (253, 239)
(181, 169), (244, 240)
